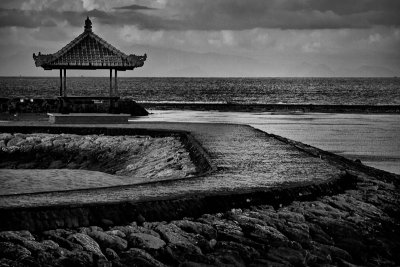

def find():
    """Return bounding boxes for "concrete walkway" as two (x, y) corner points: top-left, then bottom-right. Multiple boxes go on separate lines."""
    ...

(0, 121), (341, 208)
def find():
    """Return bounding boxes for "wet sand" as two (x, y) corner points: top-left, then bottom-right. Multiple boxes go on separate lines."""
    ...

(132, 110), (400, 174)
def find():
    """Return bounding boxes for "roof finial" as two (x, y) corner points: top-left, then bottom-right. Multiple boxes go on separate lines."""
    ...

(84, 16), (92, 32)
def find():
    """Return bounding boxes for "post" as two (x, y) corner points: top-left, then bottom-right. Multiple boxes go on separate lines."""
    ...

(63, 69), (67, 97)
(59, 69), (62, 96)
(109, 69), (113, 113)
(114, 69), (118, 97)
(109, 69), (113, 97)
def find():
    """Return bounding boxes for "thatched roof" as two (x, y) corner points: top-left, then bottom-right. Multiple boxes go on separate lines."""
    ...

(33, 17), (146, 70)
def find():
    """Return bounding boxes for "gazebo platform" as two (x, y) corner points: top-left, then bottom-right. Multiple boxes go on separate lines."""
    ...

(48, 113), (130, 124)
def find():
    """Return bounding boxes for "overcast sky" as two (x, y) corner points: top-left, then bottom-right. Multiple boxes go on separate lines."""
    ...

(0, 0), (399, 77)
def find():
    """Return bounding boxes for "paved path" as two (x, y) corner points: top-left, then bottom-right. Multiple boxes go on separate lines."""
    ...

(0, 121), (341, 208)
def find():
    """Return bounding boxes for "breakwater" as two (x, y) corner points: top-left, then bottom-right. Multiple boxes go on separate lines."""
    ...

(140, 102), (400, 113)
(0, 98), (148, 116)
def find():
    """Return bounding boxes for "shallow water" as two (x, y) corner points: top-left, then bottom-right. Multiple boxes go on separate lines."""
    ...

(131, 110), (400, 174)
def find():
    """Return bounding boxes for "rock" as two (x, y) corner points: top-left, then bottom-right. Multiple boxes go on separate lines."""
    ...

(120, 248), (166, 267)
(275, 221), (310, 245)
(136, 214), (146, 226)
(249, 224), (289, 246)
(277, 210), (306, 223)
(209, 249), (246, 267)
(155, 223), (194, 245)
(46, 235), (82, 251)
(311, 242), (353, 263)
(105, 248), (119, 261)
(110, 226), (137, 236)
(266, 246), (306, 266)
(88, 231), (127, 251)
(0, 231), (26, 244)
(307, 223), (334, 245)
(7, 137), (26, 147)
(0, 241), (31, 260)
(58, 250), (94, 267)
(127, 233), (166, 250)
(67, 233), (104, 258)
(173, 220), (217, 240)
(105, 229), (126, 238)
(215, 241), (260, 263)
(162, 242), (204, 266)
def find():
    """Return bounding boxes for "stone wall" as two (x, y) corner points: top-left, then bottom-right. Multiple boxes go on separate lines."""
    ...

(0, 98), (148, 116)
(0, 173), (355, 232)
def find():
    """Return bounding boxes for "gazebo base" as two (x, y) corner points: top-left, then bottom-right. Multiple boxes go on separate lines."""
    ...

(48, 113), (130, 124)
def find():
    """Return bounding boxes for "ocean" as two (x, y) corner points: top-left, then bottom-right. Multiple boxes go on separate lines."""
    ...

(1, 77), (400, 105)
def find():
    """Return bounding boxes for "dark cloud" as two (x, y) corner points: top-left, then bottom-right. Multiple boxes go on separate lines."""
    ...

(114, 4), (155, 11)
(161, 0), (400, 30)
(0, 0), (399, 30)
(0, 8), (57, 28)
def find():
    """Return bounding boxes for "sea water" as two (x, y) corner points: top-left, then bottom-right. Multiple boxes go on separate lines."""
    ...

(1, 77), (400, 105)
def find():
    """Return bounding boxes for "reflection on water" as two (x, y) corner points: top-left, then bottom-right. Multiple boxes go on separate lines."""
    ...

(131, 110), (400, 174)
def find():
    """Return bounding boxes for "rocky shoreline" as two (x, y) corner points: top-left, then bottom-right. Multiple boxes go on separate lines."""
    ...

(1, 166), (399, 266)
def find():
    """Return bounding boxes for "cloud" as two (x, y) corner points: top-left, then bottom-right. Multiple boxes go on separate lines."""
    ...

(114, 4), (156, 11)
(1, 0), (400, 30)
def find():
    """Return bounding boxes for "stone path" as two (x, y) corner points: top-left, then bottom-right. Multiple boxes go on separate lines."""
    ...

(0, 122), (341, 208)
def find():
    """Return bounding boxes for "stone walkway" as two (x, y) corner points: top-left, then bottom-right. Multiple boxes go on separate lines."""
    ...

(0, 122), (341, 208)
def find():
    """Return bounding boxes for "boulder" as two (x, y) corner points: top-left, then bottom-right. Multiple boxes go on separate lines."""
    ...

(249, 224), (289, 246)
(173, 220), (217, 240)
(58, 250), (94, 267)
(67, 233), (104, 258)
(119, 248), (165, 267)
(127, 233), (166, 250)
(0, 241), (31, 260)
(88, 230), (127, 251)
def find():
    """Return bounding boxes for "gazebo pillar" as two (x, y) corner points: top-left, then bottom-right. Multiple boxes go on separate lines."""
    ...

(114, 69), (118, 97)
(59, 69), (63, 96)
(63, 69), (67, 97)
(109, 69), (113, 97)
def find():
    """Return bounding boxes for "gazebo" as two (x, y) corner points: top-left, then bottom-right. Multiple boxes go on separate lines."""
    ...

(33, 17), (146, 114)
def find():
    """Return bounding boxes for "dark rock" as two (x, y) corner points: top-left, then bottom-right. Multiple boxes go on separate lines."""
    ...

(104, 248), (119, 261)
(312, 242), (353, 263)
(307, 223), (334, 245)
(0, 241), (31, 260)
(0, 231), (26, 244)
(58, 250), (93, 267)
(88, 231), (127, 251)
(266, 246), (306, 266)
(173, 220), (217, 240)
(119, 248), (165, 267)
(21, 240), (59, 254)
(215, 241), (260, 263)
(136, 214), (146, 226)
(155, 223), (195, 246)
(127, 233), (166, 250)
(67, 233), (104, 258)
(161, 243), (204, 266)
(45, 235), (82, 251)
(105, 229), (126, 238)
(209, 249), (246, 267)
(249, 224), (289, 246)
